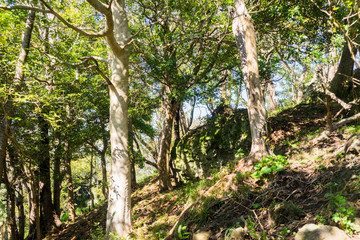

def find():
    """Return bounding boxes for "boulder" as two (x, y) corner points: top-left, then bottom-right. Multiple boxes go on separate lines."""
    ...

(295, 224), (350, 240)
(193, 231), (210, 240)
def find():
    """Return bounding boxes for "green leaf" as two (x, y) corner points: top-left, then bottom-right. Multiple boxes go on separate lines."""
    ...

(260, 166), (272, 175)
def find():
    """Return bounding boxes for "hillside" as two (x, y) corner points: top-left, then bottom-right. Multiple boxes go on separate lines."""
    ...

(46, 103), (360, 240)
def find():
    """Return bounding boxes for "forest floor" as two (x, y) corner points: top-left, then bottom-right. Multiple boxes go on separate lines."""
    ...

(46, 103), (360, 240)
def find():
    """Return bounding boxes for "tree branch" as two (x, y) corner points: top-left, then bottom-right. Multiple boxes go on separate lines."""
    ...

(332, 112), (360, 130)
(86, 0), (110, 14)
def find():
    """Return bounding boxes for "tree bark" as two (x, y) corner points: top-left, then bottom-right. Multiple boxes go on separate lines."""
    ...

(89, 152), (95, 209)
(38, 115), (55, 236)
(296, 66), (308, 103)
(128, 118), (136, 189)
(157, 85), (178, 191)
(100, 144), (108, 199)
(330, 43), (357, 100)
(268, 80), (276, 112)
(53, 133), (62, 217)
(4, 165), (19, 240)
(105, 0), (132, 237)
(17, 187), (25, 240)
(231, 0), (270, 161)
(64, 104), (76, 222)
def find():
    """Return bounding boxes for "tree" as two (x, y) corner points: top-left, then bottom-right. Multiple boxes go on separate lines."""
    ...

(230, 0), (270, 161)
(129, 0), (233, 190)
(1, 0), (132, 237)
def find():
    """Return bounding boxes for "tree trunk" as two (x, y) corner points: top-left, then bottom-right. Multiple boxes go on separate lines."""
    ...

(157, 85), (178, 191)
(38, 115), (55, 236)
(53, 134), (62, 217)
(17, 187), (25, 240)
(100, 151), (108, 198)
(268, 80), (276, 112)
(0, 10), (35, 184)
(128, 118), (136, 189)
(231, 0), (270, 161)
(25, 180), (41, 240)
(296, 66), (308, 103)
(89, 152), (95, 209)
(105, 0), (132, 237)
(170, 105), (181, 186)
(328, 41), (338, 82)
(4, 166), (19, 240)
(330, 43), (357, 100)
(64, 104), (76, 222)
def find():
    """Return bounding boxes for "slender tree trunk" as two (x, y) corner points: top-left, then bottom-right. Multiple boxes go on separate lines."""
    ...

(296, 66), (308, 103)
(0, 10), (35, 183)
(170, 105), (181, 186)
(53, 134), (62, 217)
(64, 104), (76, 222)
(231, 0), (270, 161)
(38, 115), (55, 236)
(105, 0), (132, 237)
(268, 80), (276, 112)
(17, 187), (25, 240)
(89, 152), (95, 209)
(157, 86), (178, 191)
(4, 166), (19, 240)
(100, 151), (108, 198)
(128, 118), (136, 189)
(185, 96), (195, 131)
(25, 180), (41, 240)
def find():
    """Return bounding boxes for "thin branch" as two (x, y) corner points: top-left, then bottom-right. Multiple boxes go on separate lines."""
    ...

(80, 57), (112, 85)
(0, 5), (51, 13)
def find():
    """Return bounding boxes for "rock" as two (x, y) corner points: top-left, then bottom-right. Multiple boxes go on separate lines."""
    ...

(229, 226), (248, 240)
(295, 224), (350, 240)
(354, 217), (360, 231)
(193, 231), (211, 240)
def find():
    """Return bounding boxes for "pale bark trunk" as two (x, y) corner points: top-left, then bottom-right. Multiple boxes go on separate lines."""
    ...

(157, 85), (178, 191)
(296, 66), (308, 103)
(232, 0), (270, 161)
(268, 80), (276, 112)
(328, 42), (338, 82)
(105, 0), (132, 238)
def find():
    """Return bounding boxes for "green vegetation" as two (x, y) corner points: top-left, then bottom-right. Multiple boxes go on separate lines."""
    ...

(0, 0), (360, 239)
(251, 155), (289, 179)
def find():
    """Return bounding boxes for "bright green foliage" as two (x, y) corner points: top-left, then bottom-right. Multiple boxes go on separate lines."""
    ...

(325, 193), (357, 233)
(177, 223), (191, 239)
(251, 155), (289, 178)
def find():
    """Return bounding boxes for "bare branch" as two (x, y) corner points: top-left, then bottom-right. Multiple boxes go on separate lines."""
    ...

(333, 112), (360, 130)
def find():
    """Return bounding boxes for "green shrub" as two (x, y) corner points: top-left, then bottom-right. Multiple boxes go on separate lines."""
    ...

(251, 155), (289, 179)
